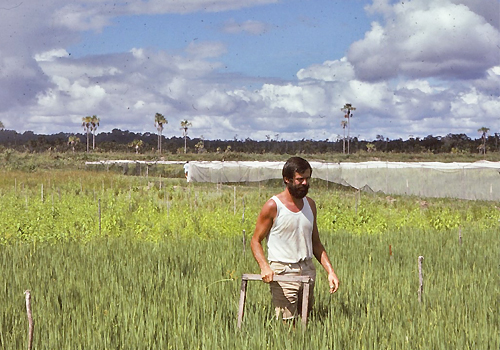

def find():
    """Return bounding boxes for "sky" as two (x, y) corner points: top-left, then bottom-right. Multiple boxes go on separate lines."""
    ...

(0, 0), (499, 142)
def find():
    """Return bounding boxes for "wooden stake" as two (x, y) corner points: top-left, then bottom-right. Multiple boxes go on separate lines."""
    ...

(24, 290), (33, 350)
(237, 279), (248, 329)
(418, 256), (424, 303)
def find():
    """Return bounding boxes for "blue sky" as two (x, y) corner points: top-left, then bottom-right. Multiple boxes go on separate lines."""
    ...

(0, 0), (499, 142)
(68, 1), (372, 80)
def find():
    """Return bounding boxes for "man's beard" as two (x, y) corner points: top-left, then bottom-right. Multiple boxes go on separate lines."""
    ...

(287, 182), (309, 199)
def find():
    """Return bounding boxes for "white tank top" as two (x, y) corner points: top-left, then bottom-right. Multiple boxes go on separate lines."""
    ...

(267, 195), (314, 263)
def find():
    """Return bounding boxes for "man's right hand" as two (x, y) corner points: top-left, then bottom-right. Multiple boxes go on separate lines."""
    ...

(261, 266), (274, 283)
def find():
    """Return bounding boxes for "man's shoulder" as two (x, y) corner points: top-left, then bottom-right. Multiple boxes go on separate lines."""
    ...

(265, 196), (279, 208)
(260, 197), (278, 219)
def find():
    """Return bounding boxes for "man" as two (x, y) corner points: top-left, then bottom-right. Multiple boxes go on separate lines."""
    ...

(183, 161), (190, 180)
(250, 157), (339, 320)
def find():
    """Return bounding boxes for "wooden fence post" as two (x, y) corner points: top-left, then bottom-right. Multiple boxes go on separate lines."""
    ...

(418, 256), (424, 303)
(24, 290), (33, 350)
(242, 198), (246, 254)
(237, 279), (248, 329)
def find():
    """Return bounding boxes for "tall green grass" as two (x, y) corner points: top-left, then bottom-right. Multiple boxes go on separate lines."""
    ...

(0, 170), (498, 349)
(0, 229), (497, 349)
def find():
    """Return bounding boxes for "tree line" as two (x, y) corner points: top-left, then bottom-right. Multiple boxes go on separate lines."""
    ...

(0, 112), (497, 155)
(0, 128), (498, 155)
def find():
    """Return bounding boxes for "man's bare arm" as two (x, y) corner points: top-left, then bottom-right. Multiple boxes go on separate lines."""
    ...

(250, 199), (276, 283)
(308, 197), (340, 294)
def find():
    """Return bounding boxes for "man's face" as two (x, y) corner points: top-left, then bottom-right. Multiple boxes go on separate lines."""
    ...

(286, 169), (311, 199)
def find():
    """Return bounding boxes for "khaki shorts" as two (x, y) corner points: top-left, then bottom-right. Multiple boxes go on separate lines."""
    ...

(269, 259), (316, 320)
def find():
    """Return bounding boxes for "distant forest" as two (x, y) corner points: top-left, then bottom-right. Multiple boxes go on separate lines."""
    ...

(0, 128), (498, 155)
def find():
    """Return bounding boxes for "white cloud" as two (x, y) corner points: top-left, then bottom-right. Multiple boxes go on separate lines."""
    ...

(222, 19), (268, 35)
(196, 89), (236, 112)
(451, 86), (500, 122)
(34, 49), (70, 62)
(364, 0), (393, 17)
(451, 0), (500, 29)
(134, 100), (146, 109)
(297, 57), (355, 82)
(50, 0), (280, 33)
(349, 0), (500, 81)
(52, 4), (113, 32)
(396, 80), (441, 94)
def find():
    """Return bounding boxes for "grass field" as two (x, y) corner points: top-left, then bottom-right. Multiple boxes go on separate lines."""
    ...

(0, 169), (498, 349)
(1, 148), (499, 173)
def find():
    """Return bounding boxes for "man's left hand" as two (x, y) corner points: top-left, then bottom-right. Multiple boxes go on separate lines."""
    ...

(328, 272), (339, 294)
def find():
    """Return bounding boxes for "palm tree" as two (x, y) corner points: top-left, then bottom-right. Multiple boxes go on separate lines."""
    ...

(90, 115), (100, 150)
(341, 120), (348, 154)
(0, 121), (4, 130)
(478, 127), (489, 155)
(154, 113), (167, 154)
(82, 116), (92, 152)
(180, 119), (192, 154)
(340, 103), (356, 154)
(67, 135), (80, 153)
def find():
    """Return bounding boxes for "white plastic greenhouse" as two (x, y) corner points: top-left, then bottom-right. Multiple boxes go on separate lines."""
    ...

(187, 160), (500, 201)
(85, 160), (500, 201)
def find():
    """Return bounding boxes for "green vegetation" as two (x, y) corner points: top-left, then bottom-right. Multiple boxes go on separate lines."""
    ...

(0, 171), (498, 243)
(0, 169), (498, 349)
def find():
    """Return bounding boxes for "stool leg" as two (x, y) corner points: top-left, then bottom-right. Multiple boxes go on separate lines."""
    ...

(301, 282), (310, 328)
(237, 279), (248, 329)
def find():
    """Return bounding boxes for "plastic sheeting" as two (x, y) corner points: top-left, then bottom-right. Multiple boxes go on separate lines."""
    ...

(188, 160), (500, 201)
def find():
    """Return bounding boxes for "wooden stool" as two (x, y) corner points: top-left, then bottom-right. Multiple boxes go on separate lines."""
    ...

(237, 273), (312, 328)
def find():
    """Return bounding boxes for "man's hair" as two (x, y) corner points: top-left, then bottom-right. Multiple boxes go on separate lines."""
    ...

(282, 157), (312, 183)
